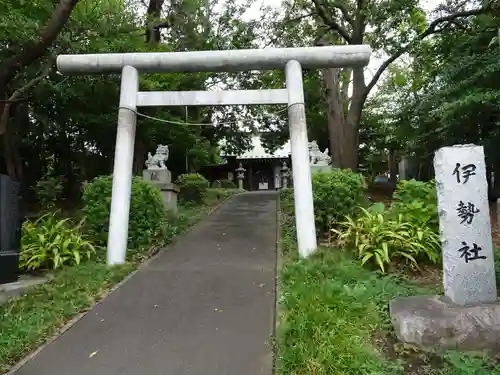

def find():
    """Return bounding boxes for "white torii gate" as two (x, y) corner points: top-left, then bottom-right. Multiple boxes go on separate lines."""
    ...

(56, 45), (371, 265)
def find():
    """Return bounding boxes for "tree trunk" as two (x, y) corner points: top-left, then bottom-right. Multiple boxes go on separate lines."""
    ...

(491, 162), (500, 200)
(2, 102), (26, 182)
(134, 139), (146, 175)
(341, 115), (358, 170)
(318, 32), (365, 171)
(388, 149), (397, 185)
(135, 0), (166, 177)
(146, 0), (166, 44)
(343, 67), (368, 171)
(322, 68), (344, 168)
(322, 66), (361, 171)
(78, 137), (88, 183)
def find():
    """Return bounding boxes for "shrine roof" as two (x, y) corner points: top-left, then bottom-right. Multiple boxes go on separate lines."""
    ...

(220, 135), (291, 160)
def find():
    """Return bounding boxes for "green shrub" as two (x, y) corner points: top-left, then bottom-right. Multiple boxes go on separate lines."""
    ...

(280, 188), (295, 216)
(175, 173), (209, 203)
(312, 169), (367, 233)
(220, 179), (236, 189)
(82, 175), (167, 250)
(332, 204), (441, 273)
(34, 176), (64, 211)
(20, 213), (96, 271)
(33, 156), (64, 211)
(280, 170), (367, 233)
(390, 179), (438, 231)
(208, 187), (222, 200)
(279, 189), (297, 256)
(393, 179), (436, 204)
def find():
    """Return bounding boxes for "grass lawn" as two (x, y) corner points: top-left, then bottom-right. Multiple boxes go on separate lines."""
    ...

(277, 213), (500, 374)
(0, 188), (237, 373)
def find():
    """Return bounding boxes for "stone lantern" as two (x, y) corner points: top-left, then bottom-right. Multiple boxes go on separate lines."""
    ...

(235, 162), (246, 190)
(280, 161), (290, 189)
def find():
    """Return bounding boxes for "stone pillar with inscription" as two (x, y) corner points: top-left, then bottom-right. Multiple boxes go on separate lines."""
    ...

(389, 144), (500, 352)
(434, 145), (497, 305)
(143, 145), (180, 215)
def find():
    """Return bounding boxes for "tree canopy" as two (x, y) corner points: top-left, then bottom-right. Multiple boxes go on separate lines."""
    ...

(0, 0), (499, 207)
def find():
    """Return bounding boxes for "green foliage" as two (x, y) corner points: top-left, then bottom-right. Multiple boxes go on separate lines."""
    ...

(393, 179), (436, 204)
(280, 188), (295, 215)
(219, 179), (237, 189)
(34, 175), (64, 211)
(82, 175), (167, 250)
(278, 198), (500, 374)
(0, 0), (263, 208)
(390, 179), (439, 231)
(33, 155), (64, 211)
(20, 213), (95, 271)
(210, 179), (236, 189)
(437, 351), (500, 375)
(280, 170), (367, 233)
(279, 188), (298, 257)
(366, 14), (500, 180)
(312, 169), (367, 233)
(277, 248), (500, 375)
(332, 205), (441, 273)
(277, 250), (425, 375)
(175, 173), (209, 203)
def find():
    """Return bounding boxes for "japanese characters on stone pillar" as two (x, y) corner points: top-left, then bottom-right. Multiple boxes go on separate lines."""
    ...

(236, 163), (246, 190)
(434, 145), (497, 306)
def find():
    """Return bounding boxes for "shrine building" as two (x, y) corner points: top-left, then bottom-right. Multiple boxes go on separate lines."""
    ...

(199, 134), (331, 191)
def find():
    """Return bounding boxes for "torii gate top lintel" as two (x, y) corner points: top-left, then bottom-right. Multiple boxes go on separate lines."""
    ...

(56, 45), (371, 74)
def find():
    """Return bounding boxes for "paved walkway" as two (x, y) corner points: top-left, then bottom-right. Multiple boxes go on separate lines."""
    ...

(14, 192), (277, 375)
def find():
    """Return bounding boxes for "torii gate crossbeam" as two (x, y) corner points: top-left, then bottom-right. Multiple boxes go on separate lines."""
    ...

(56, 45), (371, 265)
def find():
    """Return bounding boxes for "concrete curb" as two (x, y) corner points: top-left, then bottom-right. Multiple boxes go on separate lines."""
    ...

(5, 193), (238, 375)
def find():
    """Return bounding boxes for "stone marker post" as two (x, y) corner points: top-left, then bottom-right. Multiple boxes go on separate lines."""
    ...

(389, 144), (500, 351)
(281, 161), (290, 188)
(434, 145), (497, 305)
(236, 163), (246, 190)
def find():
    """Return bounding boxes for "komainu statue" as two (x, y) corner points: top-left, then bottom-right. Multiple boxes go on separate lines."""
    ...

(145, 145), (169, 169)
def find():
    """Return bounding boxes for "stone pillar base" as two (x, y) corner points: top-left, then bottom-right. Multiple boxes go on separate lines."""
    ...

(155, 182), (180, 216)
(389, 295), (500, 351)
(143, 168), (172, 184)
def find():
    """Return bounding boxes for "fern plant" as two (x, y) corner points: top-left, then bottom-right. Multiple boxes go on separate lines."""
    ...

(20, 213), (96, 271)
